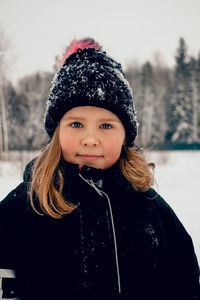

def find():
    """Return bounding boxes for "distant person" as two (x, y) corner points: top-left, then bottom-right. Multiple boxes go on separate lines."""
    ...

(0, 38), (199, 300)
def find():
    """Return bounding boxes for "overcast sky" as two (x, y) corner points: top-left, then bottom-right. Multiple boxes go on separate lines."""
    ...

(0, 0), (200, 83)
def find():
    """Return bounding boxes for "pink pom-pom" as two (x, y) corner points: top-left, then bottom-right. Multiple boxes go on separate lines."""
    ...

(59, 38), (102, 67)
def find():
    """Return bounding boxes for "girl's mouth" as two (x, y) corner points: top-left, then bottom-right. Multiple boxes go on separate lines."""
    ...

(78, 154), (103, 162)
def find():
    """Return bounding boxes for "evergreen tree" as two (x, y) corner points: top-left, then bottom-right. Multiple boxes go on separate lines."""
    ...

(188, 56), (200, 142)
(168, 38), (194, 144)
(196, 53), (200, 140)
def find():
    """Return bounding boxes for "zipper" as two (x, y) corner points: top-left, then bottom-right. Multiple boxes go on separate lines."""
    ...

(79, 173), (122, 294)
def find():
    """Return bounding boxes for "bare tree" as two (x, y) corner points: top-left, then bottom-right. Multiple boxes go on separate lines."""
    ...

(0, 27), (10, 155)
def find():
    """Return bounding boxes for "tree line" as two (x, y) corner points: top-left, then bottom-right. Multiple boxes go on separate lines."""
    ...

(126, 37), (200, 149)
(0, 37), (200, 152)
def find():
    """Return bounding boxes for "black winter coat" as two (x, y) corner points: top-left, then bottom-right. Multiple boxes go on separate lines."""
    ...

(0, 159), (199, 300)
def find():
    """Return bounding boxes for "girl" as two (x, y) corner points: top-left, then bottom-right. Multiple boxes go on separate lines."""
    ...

(0, 38), (199, 300)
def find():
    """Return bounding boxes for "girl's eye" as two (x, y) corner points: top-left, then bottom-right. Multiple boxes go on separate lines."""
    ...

(100, 123), (112, 129)
(71, 122), (83, 128)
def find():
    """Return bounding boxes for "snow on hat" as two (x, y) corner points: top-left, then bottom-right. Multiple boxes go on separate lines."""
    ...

(45, 38), (138, 147)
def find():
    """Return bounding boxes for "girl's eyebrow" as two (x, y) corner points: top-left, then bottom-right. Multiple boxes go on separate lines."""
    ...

(63, 116), (86, 121)
(62, 116), (120, 122)
(98, 118), (120, 123)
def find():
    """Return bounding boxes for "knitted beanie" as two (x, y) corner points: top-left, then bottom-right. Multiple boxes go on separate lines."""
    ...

(45, 38), (138, 147)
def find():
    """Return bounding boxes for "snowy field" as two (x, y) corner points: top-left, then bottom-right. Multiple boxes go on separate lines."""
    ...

(0, 150), (200, 265)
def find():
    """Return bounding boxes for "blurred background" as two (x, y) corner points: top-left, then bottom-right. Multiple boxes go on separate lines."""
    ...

(0, 0), (200, 263)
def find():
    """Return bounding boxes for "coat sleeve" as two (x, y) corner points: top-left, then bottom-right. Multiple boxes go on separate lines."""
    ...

(150, 189), (200, 298)
(0, 183), (27, 299)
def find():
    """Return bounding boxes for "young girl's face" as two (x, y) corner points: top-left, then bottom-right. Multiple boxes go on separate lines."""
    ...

(59, 106), (125, 169)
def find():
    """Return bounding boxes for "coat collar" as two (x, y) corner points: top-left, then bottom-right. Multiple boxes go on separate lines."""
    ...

(59, 157), (133, 195)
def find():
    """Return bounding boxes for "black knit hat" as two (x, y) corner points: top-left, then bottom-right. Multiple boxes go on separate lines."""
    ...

(45, 38), (138, 147)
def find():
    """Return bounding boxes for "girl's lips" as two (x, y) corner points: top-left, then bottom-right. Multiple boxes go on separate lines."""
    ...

(78, 154), (103, 162)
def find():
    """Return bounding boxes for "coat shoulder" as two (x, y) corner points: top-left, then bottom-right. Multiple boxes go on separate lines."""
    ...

(0, 182), (29, 219)
(23, 157), (37, 182)
(144, 188), (180, 221)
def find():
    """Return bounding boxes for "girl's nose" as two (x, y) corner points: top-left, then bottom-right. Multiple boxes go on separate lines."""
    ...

(81, 136), (99, 147)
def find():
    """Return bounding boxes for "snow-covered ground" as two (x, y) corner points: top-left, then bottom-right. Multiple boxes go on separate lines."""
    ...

(0, 150), (200, 265)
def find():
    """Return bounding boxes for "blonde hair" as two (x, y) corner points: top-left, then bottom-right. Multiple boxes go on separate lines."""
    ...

(30, 125), (77, 219)
(120, 147), (154, 192)
(30, 127), (154, 219)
